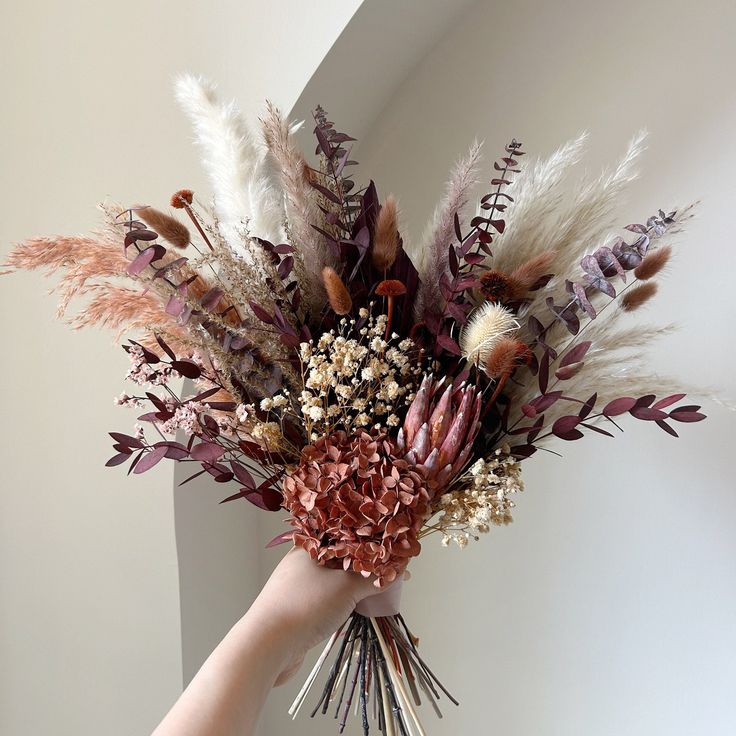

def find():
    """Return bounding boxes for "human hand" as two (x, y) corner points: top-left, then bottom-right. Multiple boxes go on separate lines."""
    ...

(248, 546), (403, 685)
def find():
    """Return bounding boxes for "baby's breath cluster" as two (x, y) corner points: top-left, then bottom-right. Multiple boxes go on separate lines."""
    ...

(432, 446), (524, 548)
(263, 307), (422, 442)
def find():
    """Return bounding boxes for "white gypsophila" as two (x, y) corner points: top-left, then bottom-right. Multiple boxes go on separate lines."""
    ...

(252, 307), (424, 446)
(434, 445), (524, 549)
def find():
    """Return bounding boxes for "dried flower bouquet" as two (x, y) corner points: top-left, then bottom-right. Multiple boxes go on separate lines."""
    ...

(2, 75), (706, 735)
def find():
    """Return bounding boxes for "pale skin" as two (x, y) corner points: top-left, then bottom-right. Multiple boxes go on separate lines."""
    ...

(151, 546), (394, 736)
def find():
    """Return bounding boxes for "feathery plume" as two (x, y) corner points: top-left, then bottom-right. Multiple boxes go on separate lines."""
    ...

(322, 267), (352, 315)
(416, 141), (483, 316)
(484, 337), (530, 379)
(136, 207), (190, 248)
(261, 100), (333, 313)
(510, 250), (556, 291)
(459, 302), (519, 366)
(372, 195), (399, 271)
(621, 282), (658, 311)
(174, 74), (286, 259)
(634, 245), (671, 280)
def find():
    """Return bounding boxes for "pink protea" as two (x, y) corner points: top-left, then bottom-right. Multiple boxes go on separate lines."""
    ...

(282, 430), (431, 587)
(397, 375), (481, 492)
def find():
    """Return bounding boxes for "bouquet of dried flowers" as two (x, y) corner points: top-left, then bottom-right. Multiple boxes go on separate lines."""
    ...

(1, 75), (706, 735)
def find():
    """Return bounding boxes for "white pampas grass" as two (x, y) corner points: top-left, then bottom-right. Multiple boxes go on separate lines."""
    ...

(174, 74), (286, 264)
(416, 141), (483, 317)
(493, 131), (646, 282)
(499, 131), (649, 353)
(460, 302), (519, 366)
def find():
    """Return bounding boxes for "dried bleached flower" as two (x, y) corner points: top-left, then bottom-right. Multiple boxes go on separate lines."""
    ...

(459, 302), (519, 366)
(432, 446), (523, 548)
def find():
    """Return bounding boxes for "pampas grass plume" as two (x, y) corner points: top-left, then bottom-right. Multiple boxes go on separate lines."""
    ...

(460, 302), (519, 365)
(137, 207), (191, 248)
(634, 245), (671, 280)
(322, 267), (352, 315)
(372, 195), (399, 271)
(621, 282), (658, 311)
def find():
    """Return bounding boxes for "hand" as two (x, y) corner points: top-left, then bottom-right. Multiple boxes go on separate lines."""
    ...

(151, 545), (403, 736)
(249, 546), (401, 685)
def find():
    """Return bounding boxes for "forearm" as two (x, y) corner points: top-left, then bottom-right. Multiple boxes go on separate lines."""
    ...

(149, 548), (383, 736)
(151, 600), (298, 736)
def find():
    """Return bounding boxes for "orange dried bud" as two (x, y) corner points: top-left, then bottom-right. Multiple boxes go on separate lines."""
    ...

(170, 189), (194, 209)
(478, 270), (522, 303)
(375, 279), (407, 297)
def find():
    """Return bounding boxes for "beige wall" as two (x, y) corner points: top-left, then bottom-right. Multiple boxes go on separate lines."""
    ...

(348, 1), (736, 734)
(0, 2), (360, 735)
(3, 1), (735, 735)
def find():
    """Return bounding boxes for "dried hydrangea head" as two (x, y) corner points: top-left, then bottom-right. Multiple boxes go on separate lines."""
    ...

(282, 430), (431, 587)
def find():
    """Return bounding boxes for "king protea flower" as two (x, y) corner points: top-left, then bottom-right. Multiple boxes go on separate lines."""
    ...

(397, 375), (481, 492)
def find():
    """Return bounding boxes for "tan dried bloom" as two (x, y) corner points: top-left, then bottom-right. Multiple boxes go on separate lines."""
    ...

(634, 245), (671, 281)
(372, 194), (399, 271)
(137, 206), (191, 249)
(621, 281), (658, 311)
(322, 266), (352, 315)
(170, 189), (194, 209)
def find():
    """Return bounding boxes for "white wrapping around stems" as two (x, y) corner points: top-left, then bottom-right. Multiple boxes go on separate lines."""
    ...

(355, 576), (404, 617)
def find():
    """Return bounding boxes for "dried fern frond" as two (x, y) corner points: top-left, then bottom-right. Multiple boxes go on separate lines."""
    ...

(460, 302), (518, 366)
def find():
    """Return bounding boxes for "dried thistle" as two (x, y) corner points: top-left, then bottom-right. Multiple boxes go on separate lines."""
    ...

(322, 266), (352, 315)
(634, 245), (671, 280)
(170, 189), (194, 209)
(621, 282), (658, 311)
(459, 302), (519, 366)
(136, 207), (191, 248)
(372, 195), (399, 271)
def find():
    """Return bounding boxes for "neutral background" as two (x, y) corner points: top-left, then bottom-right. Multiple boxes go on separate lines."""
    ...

(2, 2), (735, 736)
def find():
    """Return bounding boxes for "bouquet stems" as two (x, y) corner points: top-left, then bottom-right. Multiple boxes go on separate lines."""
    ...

(289, 582), (457, 734)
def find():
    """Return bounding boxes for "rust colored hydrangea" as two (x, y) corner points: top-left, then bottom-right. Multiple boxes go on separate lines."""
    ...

(282, 430), (431, 587)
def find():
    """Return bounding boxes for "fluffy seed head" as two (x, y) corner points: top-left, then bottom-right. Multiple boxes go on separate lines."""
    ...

(372, 194), (400, 271)
(484, 337), (531, 379)
(322, 266), (352, 315)
(460, 302), (519, 366)
(137, 207), (191, 249)
(170, 189), (194, 209)
(509, 250), (556, 290)
(634, 245), (671, 281)
(621, 281), (658, 311)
